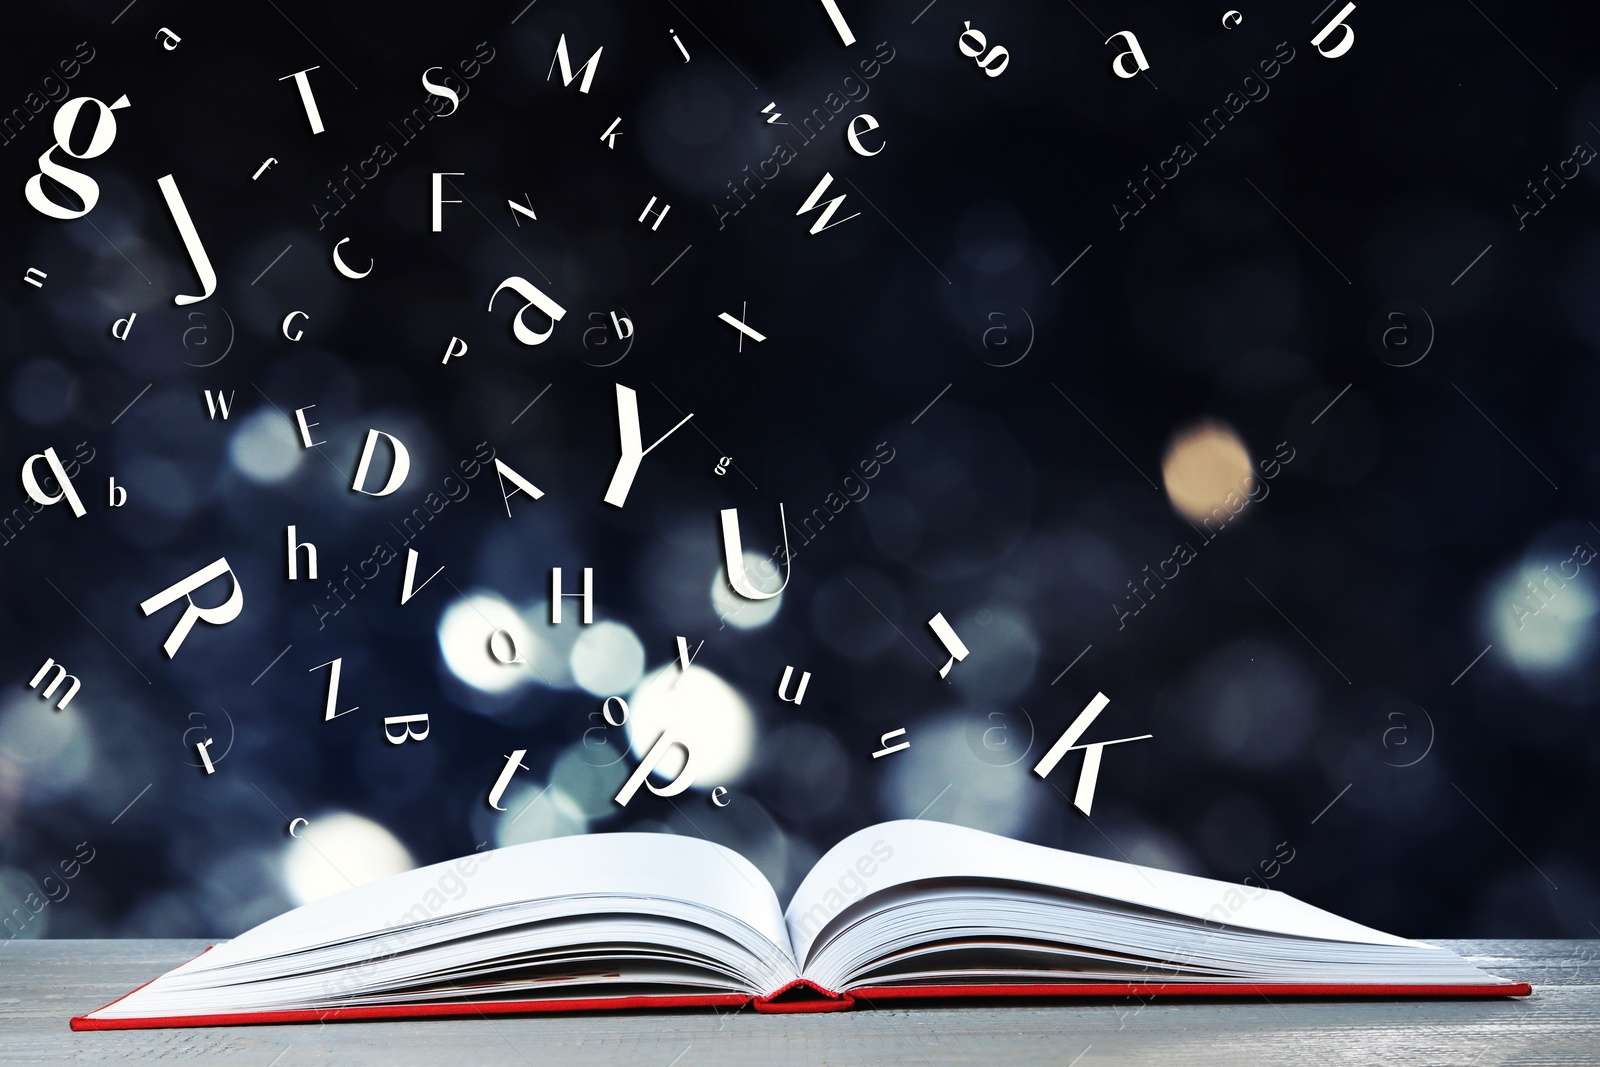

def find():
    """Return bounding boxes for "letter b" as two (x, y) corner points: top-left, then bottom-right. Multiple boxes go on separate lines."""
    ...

(383, 715), (430, 744)
(1311, 2), (1356, 59)
(107, 477), (127, 507)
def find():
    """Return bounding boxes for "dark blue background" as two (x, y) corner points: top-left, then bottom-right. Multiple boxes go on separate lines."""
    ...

(1, 0), (1595, 941)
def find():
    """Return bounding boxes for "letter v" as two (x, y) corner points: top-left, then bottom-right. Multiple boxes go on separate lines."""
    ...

(400, 549), (443, 605)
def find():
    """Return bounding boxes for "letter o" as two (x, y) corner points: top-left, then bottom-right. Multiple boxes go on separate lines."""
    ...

(602, 696), (629, 727)
(488, 628), (525, 664)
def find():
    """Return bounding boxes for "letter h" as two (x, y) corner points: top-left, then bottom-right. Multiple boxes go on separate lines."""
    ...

(551, 567), (594, 624)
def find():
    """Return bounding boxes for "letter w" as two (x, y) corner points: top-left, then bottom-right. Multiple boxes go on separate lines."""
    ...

(202, 390), (234, 420)
(796, 172), (860, 235)
(548, 34), (602, 94)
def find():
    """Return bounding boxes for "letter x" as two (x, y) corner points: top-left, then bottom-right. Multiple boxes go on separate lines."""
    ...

(716, 302), (766, 351)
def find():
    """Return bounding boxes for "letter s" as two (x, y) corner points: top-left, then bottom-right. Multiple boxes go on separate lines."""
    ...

(421, 66), (460, 117)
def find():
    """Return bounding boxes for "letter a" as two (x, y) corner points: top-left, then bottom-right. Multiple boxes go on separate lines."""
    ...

(488, 276), (566, 346)
(495, 458), (545, 517)
(1106, 31), (1151, 78)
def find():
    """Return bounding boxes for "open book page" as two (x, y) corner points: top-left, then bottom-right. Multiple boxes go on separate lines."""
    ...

(785, 820), (1416, 974)
(92, 833), (797, 1019)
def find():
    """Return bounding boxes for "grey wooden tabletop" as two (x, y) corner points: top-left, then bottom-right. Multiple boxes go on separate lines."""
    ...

(0, 939), (1594, 1066)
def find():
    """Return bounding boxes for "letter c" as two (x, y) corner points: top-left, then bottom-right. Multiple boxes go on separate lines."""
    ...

(332, 237), (372, 279)
(282, 310), (308, 341)
(289, 818), (309, 837)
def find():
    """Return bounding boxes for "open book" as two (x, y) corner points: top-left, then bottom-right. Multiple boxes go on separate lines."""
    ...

(73, 820), (1529, 1029)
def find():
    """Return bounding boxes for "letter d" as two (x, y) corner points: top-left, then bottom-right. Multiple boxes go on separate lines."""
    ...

(111, 313), (137, 340)
(351, 429), (411, 497)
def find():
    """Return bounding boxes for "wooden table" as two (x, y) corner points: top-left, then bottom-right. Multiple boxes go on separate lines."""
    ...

(1, 939), (1593, 1065)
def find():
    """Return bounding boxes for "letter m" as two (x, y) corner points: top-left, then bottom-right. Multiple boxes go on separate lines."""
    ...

(202, 389), (234, 420)
(548, 34), (602, 94)
(796, 172), (860, 235)
(28, 657), (81, 709)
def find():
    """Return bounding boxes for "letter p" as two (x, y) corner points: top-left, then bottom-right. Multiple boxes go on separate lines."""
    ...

(614, 730), (696, 806)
